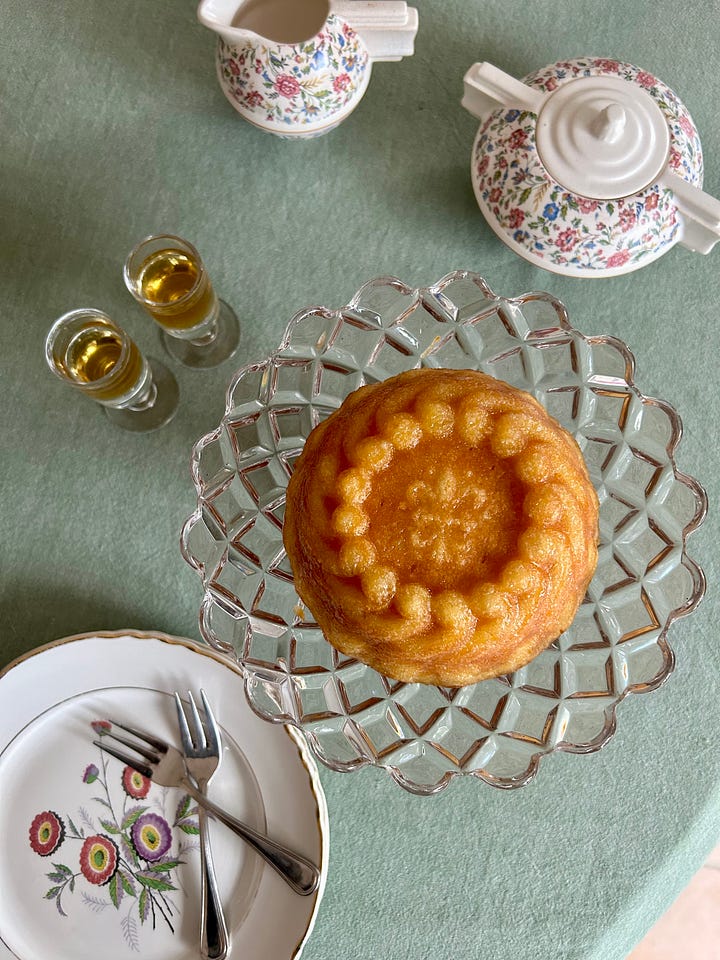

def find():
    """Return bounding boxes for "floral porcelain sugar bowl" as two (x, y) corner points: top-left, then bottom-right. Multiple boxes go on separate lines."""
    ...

(199, 0), (418, 138)
(461, 58), (720, 277)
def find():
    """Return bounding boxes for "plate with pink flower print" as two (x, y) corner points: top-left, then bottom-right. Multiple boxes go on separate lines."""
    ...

(0, 630), (328, 960)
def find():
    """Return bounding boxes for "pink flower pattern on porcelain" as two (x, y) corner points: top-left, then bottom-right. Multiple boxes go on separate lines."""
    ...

(472, 58), (704, 273)
(27, 726), (199, 943)
(217, 15), (369, 135)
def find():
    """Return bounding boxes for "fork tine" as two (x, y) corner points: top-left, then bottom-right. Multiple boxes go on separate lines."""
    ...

(94, 740), (154, 780)
(101, 728), (160, 764)
(199, 689), (220, 754)
(107, 718), (168, 754)
(186, 691), (207, 750)
(174, 692), (194, 753)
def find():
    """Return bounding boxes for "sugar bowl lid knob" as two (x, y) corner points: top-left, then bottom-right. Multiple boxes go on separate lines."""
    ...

(591, 102), (626, 142)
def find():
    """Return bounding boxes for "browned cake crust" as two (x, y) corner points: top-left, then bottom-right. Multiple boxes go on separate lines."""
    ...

(283, 368), (599, 686)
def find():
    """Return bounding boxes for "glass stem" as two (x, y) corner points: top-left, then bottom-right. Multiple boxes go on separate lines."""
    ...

(188, 315), (220, 347)
(126, 379), (157, 412)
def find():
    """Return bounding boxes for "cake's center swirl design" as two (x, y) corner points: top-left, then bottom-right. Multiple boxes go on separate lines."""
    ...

(406, 468), (487, 561)
(367, 444), (523, 593)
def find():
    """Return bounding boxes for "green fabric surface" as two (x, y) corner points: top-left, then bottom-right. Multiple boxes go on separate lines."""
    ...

(2, 2), (718, 958)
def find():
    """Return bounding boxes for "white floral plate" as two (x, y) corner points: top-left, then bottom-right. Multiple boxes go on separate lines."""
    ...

(0, 630), (328, 960)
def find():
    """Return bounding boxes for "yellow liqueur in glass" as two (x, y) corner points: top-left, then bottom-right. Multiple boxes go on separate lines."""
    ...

(61, 324), (144, 401)
(137, 248), (217, 332)
(125, 234), (240, 369)
(45, 309), (179, 432)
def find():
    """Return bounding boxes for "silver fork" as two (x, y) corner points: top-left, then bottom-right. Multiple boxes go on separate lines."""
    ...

(174, 690), (229, 960)
(94, 720), (320, 897)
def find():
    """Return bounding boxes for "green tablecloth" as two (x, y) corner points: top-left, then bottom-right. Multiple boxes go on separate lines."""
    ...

(2, 2), (718, 958)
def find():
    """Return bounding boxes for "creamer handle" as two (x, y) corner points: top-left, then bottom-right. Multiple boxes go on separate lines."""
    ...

(331, 0), (418, 61)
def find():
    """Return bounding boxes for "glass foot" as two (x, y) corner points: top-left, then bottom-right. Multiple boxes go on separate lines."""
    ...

(104, 357), (179, 432)
(161, 300), (240, 369)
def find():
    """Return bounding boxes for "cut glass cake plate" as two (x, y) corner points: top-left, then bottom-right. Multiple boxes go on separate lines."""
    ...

(181, 272), (707, 795)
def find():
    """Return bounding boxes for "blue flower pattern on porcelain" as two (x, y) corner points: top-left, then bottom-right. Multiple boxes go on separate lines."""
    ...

(217, 15), (370, 137)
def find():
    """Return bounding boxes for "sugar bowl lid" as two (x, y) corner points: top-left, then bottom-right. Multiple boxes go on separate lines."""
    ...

(462, 57), (720, 277)
(536, 76), (669, 201)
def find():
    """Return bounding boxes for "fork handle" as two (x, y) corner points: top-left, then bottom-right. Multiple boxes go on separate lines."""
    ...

(183, 779), (320, 897)
(197, 793), (230, 960)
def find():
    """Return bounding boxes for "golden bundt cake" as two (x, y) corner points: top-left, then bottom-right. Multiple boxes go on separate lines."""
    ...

(283, 368), (599, 686)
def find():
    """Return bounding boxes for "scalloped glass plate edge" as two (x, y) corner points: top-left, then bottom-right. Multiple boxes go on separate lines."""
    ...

(180, 271), (708, 796)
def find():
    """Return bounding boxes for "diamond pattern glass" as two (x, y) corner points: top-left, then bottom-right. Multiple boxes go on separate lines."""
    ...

(181, 273), (707, 795)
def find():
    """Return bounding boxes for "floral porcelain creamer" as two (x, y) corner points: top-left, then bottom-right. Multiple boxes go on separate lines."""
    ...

(199, 0), (418, 138)
(461, 58), (720, 277)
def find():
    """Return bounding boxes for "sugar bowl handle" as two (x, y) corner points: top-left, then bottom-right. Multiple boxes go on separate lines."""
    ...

(461, 62), (547, 119)
(661, 170), (720, 255)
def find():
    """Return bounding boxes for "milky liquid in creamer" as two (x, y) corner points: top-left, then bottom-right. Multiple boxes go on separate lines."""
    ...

(231, 0), (329, 43)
